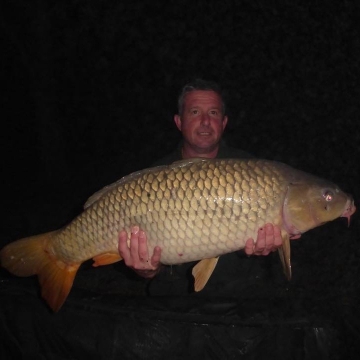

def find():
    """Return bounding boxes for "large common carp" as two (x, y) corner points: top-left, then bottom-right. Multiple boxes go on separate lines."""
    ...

(0, 158), (356, 311)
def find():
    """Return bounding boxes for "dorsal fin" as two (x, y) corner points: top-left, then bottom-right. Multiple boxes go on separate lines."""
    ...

(169, 157), (208, 168)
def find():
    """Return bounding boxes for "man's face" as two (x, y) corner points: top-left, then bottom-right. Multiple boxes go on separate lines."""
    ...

(174, 90), (228, 152)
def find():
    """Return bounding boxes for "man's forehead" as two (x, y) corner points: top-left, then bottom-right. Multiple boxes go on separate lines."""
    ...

(184, 90), (222, 107)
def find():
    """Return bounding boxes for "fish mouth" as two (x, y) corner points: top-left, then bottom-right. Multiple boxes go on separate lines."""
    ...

(341, 198), (356, 227)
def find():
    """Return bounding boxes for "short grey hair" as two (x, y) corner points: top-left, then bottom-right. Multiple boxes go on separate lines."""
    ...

(177, 79), (226, 116)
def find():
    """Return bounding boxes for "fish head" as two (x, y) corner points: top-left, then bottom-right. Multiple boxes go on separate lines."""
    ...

(282, 178), (356, 236)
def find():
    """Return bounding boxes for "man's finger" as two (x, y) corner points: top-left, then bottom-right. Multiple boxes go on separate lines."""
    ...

(244, 238), (255, 255)
(129, 226), (140, 260)
(254, 227), (266, 254)
(118, 230), (129, 258)
(264, 223), (275, 253)
(138, 230), (149, 261)
(151, 246), (162, 267)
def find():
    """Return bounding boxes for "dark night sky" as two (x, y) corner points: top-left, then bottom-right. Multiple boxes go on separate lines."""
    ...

(1, 0), (360, 356)
(2, 0), (359, 236)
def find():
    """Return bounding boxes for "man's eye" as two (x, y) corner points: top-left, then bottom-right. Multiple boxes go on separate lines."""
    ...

(210, 110), (218, 115)
(192, 110), (199, 115)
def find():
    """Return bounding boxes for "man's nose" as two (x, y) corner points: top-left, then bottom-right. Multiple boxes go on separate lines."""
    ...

(201, 114), (210, 125)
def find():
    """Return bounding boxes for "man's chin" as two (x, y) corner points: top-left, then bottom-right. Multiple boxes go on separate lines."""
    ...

(194, 137), (216, 147)
(192, 142), (218, 154)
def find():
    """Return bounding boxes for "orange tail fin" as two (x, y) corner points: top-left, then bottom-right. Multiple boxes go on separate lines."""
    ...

(0, 232), (80, 312)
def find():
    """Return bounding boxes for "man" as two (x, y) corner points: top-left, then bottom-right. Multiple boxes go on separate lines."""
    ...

(118, 79), (283, 294)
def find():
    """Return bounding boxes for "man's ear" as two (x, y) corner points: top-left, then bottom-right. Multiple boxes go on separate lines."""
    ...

(174, 114), (182, 131)
(222, 115), (228, 130)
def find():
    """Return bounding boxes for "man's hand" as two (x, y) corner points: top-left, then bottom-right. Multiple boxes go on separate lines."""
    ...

(244, 223), (282, 256)
(118, 226), (162, 278)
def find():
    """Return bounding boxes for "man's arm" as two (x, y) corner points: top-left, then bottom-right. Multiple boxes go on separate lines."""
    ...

(119, 224), (283, 279)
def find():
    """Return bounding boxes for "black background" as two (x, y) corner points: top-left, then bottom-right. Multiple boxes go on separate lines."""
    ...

(1, 0), (359, 358)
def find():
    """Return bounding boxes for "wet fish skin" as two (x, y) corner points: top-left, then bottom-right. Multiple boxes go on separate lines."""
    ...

(54, 158), (287, 264)
(54, 158), (353, 264)
(0, 158), (355, 311)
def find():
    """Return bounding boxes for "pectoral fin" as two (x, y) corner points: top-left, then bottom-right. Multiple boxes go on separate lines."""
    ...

(192, 257), (219, 292)
(278, 231), (291, 280)
(92, 253), (122, 267)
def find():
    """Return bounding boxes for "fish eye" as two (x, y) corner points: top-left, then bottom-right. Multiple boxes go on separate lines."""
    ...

(323, 190), (334, 202)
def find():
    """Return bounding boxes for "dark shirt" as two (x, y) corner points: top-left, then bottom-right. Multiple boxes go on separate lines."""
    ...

(151, 140), (253, 166)
(147, 141), (277, 298)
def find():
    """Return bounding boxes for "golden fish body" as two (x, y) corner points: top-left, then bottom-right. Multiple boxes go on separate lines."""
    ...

(0, 158), (355, 311)
(53, 159), (295, 264)
(53, 158), (353, 263)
